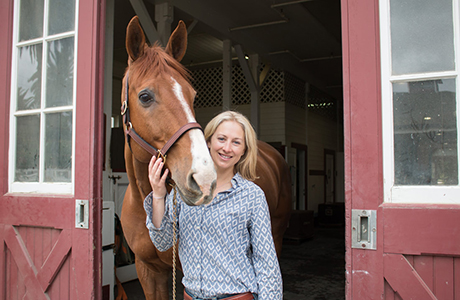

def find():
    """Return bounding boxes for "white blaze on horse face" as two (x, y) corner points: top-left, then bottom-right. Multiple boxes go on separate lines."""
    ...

(172, 78), (216, 202)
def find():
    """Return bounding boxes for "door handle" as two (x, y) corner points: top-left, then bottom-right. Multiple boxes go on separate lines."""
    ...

(351, 209), (376, 250)
(75, 200), (89, 229)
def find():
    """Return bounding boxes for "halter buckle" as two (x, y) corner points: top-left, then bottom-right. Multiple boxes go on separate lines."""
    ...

(157, 150), (167, 165)
(121, 101), (128, 116)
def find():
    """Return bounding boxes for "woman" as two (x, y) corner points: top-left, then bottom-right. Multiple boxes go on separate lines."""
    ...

(143, 111), (282, 300)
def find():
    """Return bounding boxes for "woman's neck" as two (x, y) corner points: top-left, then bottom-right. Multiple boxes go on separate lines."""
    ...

(214, 168), (235, 196)
(216, 167), (234, 184)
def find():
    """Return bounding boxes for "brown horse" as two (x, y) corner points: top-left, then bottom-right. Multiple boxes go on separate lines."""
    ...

(120, 16), (291, 300)
(254, 141), (292, 256)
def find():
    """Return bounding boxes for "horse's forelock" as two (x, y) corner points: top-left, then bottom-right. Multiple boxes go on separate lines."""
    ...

(130, 44), (192, 86)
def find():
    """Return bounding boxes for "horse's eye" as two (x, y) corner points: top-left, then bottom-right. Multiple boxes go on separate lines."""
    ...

(138, 92), (154, 104)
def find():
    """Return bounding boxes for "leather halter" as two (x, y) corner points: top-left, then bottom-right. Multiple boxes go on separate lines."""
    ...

(121, 72), (202, 163)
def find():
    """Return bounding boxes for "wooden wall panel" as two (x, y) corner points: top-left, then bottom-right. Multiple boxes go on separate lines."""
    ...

(383, 204), (460, 256)
(433, 257), (454, 300)
(413, 256), (434, 291)
(384, 254), (437, 299)
(6, 240), (24, 299)
(195, 103), (287, 144)
(4, 225), (71, 299)
(308, 112), (338, 170)
(260, 103), (285, 143)
(384, 254), (459, 299)
(455, 258), (460, 300)
(6, 248), (18, 299)
(307, 111), (339, 212)
(285, 102), (307, 147)
(308, 113), (338, 150)
(195, 107), (221, 126)
(384, 280), (395, 300)
(47, 255), (71, 299)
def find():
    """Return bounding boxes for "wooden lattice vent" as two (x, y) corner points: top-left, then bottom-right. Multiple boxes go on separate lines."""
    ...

(191, 65), (307, 109)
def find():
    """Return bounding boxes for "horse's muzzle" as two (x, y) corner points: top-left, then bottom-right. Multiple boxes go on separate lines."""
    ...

(174, 167), (216, 206)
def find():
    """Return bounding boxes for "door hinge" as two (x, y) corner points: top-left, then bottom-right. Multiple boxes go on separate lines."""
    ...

(351, 209), (376, 250)
(75, 199), (89, 229)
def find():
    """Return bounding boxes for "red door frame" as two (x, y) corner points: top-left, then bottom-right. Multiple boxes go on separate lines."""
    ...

(0, 1), (14, 295)
(342, 0), (384, 297)
(342, 0), (460, 299)
(0, 0), (105, 298)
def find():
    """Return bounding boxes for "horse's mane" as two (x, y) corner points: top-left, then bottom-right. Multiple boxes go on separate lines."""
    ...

(129, 42), (192, 85)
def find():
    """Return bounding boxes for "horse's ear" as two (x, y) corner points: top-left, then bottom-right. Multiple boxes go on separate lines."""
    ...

(126, 16), (145, 62)
(165, 20), (187, 62)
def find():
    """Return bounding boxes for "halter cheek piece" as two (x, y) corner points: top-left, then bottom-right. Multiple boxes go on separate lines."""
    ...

(121, 72), (202, 164)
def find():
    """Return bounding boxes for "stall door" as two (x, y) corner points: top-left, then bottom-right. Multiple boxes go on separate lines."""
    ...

(0, 0), (105, 298)
(343, 0), (460, 299)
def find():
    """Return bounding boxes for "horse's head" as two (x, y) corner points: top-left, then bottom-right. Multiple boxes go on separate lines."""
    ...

(122, 16), (216, 206)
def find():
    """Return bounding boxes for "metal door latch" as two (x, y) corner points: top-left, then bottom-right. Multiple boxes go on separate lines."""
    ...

(351, 209), (376, 250)
(75, 199), (89, 229)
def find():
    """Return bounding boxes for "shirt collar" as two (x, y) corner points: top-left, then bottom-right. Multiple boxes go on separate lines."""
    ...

(231, 172), (245, 189)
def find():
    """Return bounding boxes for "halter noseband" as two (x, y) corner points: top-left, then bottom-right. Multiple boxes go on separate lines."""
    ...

(121, 72), (202, 163)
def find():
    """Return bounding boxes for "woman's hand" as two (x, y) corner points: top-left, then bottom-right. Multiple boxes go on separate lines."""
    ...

(148, 156), (169, 200)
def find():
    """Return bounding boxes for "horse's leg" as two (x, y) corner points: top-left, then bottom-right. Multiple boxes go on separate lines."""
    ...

(115, 272), (128, 300)
(135, 258), (170, 300)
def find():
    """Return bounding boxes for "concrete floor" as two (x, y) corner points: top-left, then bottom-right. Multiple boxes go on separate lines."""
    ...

(115, 226), (345, 300)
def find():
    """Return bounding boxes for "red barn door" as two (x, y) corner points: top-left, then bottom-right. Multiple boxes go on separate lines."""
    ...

(343, 0), (460, 299)
(0, 0), (105, 299)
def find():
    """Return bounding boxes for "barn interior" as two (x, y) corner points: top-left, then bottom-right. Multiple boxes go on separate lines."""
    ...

(102, 0), (345, 299)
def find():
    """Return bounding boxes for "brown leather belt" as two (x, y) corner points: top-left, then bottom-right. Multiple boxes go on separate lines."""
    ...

(183, 291), (254, 300)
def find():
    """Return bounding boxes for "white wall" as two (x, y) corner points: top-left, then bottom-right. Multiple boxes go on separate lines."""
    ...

(307, 111), (342, 213)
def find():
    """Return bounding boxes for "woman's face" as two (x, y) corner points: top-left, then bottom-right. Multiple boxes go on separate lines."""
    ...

(207, 120), (246, 173)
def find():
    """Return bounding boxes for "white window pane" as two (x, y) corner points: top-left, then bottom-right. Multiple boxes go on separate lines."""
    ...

(45, 112), (72, 182)
(18, 0), (44, 42)
(15, 115), (40, 182)
(46, 37), (74, 108)
(48, 0), (76, 35)
(16, 44), (42, 111)
(393, 79), (457, 185)
(390, 0), (454, 75)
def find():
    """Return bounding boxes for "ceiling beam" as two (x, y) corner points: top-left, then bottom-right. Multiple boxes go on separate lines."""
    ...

(129, 0), (160, 44)
(235, 45), (261, 132)
(269, 50), (341, 62)
(229, 20), (288, 32)
(271, 0), (318, 9)
(187, 19), (198, 34)
(155, 2), (173, 45)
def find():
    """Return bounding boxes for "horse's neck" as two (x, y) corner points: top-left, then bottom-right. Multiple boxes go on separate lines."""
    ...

(125, 149), (152, 201)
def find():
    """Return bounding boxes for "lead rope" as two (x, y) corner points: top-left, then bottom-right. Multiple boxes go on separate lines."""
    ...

(172, 186), (178, 300)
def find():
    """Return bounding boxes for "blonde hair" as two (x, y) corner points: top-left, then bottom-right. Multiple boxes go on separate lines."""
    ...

(204, 111), (258, 181)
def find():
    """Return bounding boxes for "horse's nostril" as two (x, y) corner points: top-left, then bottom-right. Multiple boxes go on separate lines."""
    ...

(188, 171), (201, 192)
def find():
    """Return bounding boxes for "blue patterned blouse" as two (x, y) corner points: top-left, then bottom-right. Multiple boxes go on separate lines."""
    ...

(144, 173), (283, 300)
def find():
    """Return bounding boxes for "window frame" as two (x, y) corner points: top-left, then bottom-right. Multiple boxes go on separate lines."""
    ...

(380, 0), (460, 204)
(8, 0), (78, 194)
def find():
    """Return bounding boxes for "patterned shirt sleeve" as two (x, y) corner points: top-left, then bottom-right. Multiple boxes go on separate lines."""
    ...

(250, 188), (283, 299)
(143, 191), (178, 252)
